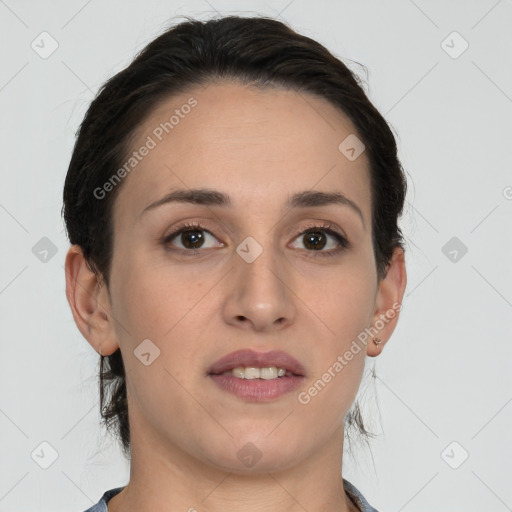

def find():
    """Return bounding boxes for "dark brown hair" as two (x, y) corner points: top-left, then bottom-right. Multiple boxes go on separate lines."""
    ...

(62, 15), (407, 460)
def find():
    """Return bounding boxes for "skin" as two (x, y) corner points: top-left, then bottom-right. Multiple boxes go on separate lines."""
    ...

(65, 81), (407, 512)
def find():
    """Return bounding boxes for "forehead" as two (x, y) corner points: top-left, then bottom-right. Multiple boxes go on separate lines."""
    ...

(114, 81), (371, 227)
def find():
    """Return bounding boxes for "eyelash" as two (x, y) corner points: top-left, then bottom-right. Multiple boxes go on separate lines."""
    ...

(162, 221), (350, 258)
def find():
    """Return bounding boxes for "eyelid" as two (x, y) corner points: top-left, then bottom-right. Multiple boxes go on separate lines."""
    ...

(162, 221), (222, 248)
(162, 220), (350, 255)
(289, 222), (351, 255)
(294, 221), (349, 244)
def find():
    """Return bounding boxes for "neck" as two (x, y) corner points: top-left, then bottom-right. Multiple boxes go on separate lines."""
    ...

(108, 424), (359, 512)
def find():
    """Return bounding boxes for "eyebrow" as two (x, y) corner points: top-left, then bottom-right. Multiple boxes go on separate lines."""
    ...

(140, 188), (365, 228)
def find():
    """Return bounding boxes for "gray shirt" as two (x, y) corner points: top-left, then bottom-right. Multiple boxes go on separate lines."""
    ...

(82, 479), (379, 512)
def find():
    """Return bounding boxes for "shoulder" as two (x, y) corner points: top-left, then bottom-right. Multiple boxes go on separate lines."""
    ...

(81, 482), (376, 512)
(343, 478), (380, 512)
(81, 487), (125, 512)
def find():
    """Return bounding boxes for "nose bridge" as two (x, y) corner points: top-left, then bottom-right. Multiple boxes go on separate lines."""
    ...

(236, 231), (286, 296)
(225, 230), (295, 329)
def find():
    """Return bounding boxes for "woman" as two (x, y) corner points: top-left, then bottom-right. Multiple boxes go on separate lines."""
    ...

(63, 15), (407, 512)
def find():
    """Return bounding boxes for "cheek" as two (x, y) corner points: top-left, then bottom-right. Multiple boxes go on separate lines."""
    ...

(298, 266), (374, 401)
(110, 249), (192, 338)
(109, 257), (207, 411)
(305, 265), (376, 340)
(109, 252), (217, 390)
(301, 353), (365, 423)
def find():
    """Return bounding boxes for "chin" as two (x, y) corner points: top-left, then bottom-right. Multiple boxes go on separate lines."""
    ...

(199, 431), (306, 474)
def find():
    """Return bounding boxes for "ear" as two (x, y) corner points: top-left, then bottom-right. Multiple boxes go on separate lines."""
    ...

(64, 245), (119, 356)
(367, 246), (407, 357)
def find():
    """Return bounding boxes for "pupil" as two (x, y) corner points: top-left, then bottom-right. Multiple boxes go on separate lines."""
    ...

(179, 230), (327, 250)
(182, 230), (204, 249)
(304, 232), (325, 250)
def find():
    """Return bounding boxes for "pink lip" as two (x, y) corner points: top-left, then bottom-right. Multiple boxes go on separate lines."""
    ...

(207, 349), (306, 376)
(209, 374), (304, 401)
(207, 349), (306, 402)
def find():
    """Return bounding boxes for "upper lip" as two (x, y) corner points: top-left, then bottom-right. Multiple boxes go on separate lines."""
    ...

(208, 349), (306, 376)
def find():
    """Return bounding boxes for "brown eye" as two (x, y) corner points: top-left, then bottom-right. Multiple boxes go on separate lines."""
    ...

(302, 231), (327, 250)
(290, 225), (349, 257)
(179, 229), (205, 249)
(163, 223), (223, 252)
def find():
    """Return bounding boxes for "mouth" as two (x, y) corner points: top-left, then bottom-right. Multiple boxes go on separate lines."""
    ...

(207, 348), (306, 402)
(208, 348), (306, 378)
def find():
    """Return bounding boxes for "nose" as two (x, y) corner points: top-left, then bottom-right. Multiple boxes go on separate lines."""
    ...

(222, 238), (297, 332)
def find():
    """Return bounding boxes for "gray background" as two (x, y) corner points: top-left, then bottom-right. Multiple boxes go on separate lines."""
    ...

(1, 0), (511, 510)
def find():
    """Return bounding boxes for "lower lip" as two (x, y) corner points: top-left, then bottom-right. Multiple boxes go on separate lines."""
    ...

(208, 374), (304, 401)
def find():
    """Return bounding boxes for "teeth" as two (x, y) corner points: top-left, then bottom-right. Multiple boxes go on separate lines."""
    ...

(244, 367), (261, 379)
(221, 366), (289, 379)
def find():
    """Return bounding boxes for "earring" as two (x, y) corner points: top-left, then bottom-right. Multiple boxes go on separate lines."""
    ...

(373, 337), (382, 346)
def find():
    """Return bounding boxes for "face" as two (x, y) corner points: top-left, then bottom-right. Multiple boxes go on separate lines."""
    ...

(84, 81), (400, 473)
